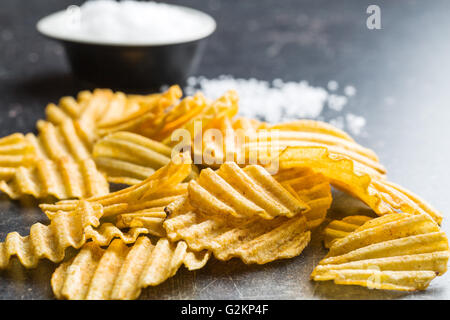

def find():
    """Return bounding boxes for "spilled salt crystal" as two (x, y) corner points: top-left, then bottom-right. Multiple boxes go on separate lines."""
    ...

(185, 75), (366, 136)
(346, 113), (366, 136)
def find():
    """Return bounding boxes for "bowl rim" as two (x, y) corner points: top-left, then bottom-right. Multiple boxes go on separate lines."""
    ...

(36, 3), (216, 47)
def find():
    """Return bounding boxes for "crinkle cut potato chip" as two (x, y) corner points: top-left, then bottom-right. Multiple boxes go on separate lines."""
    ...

(162, 90), (239, 145)
(311, 213), (450, 291)
(0, 119), (109, 200)
(40, 156), (192, 236)
(93, 131), (172, 184)
(0, 158), (109, 200)
(188, 162), (309, 219)
(51, 237), (210, 300)
(277, 146), (443, 224)
(274, 167), (332, 229)
(0, 201), (147, 269)
(45, 86), (182, 136)
(93, 131), (198, 185)
(323, 215), (373, 249)
(247, 129), (385, 177)
(164, 196), (310, 264)
(0, 133), (35, 180)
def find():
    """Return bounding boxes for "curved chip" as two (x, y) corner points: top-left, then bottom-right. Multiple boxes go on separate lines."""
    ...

(0, 201), (147, 269)
(277, 146), (442, 224)
(93, 131), (172, 184)
(164, 196), (311, 264)
(0, 133), (35, 180)
(46, 86), (182, 137)
(274, 167), (332, 229)
(322, 215), (373, 249)
(0, 119), (109, 200)
(0, 158), (108, 200)
(189, 162), (308, 219)
(162, 90), (239, 145)
(51, 237), (210, 300)
(269, 119), (355, 142)
(311, 213), (450, 291)
(246, 130), (385, 177)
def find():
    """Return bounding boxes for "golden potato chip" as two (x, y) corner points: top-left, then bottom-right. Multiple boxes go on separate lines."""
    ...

(40, 156), (192, 227)
(0, 158), (109, 200)
(269, 119), (355, 142)
(311, 213), (449, 291)
(164, 196), (310, 264)
(323, 215), (373, 248)
(247, 130), (385, 177)
(189, 162), (309, 219)
(0, 133), (35, 180)
(96, 86), (182, 137)
(0, 201), (147, 269)
(274, 167), (332, 229)
(162, 90), (239, 145)
(46, 89), (114, 126)
(51, 236), (210, 300)
(277, 146), (443, 224)
(232, 116), (268, 133)
(0, 119), (110, 200)
(93, 131), (172, 184)
(46, 86), (182, 137)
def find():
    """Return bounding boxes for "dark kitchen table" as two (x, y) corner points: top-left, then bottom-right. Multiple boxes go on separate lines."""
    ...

(1, 0), (449, 299)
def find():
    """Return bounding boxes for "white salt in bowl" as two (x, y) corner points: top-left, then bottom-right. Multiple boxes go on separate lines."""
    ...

(37, 1), (216, 90)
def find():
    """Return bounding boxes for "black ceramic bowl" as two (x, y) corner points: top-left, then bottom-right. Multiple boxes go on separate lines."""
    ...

(36, 5), (216, 90)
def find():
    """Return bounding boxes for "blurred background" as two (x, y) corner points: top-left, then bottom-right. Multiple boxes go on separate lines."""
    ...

(1, 0), (450, 299)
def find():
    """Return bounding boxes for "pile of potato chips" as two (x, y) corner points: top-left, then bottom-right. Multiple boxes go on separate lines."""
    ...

(0, 85), (447, 299)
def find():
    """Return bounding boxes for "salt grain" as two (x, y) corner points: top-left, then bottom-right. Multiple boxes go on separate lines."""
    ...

(327, 80), (338, 91)
(327, 94), (348, 111)
(344, 85), (356, 97)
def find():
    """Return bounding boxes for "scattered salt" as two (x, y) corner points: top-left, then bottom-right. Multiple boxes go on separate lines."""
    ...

(344, 85), (356, 97)
(327, 80), (338, 91)
(186, 76), (328, 123)
(44, 0), (215, 45)
(329, 116), (345, 130)
(346, 113), (366, 136)
(327, 94), (348, 111)
(185, 76), (367, 136)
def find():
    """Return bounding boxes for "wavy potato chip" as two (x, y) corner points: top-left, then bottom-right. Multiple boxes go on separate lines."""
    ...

(46, 86), (182, 137)
(274, 167), (332, 228)
(311, 213), (449, 291)
(189, 162), (308, 219)
(162, 90), (239, 145)
(93, 131), (172, 184)
(269, 119), (355, 141)
(52, 237), (210, 300)
(0, 133), (35, 180)
(0, 158), (109, 200)
(0, 201), (147, 269)
(40, 157), (192, 238)
(0, 119), (109, 200)
(277, 146), (443, 224)
(164, 195), (310, 264)
(323, 215), (373, 248)
(247, 130), (385, 177)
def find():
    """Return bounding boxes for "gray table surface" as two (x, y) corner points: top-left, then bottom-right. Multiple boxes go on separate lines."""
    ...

(1, 0), (449, 299)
